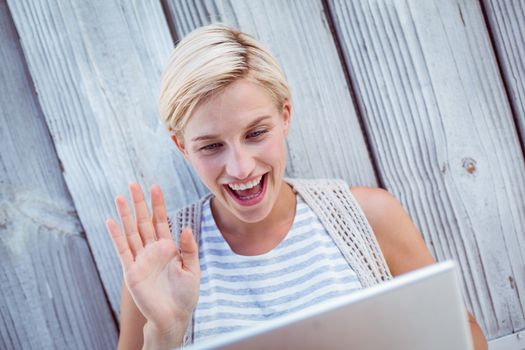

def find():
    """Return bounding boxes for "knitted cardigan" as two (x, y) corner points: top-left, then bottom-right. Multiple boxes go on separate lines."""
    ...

(169, 178), (393, 346)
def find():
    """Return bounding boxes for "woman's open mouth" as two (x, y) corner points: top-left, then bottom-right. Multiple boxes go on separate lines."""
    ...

(224, 173), (268, 206)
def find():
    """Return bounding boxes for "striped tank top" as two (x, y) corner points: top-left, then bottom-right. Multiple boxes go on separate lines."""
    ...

(193, 194), (362, 343)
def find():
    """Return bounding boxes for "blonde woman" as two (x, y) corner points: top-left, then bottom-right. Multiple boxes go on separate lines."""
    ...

(106, 24), (487, 350)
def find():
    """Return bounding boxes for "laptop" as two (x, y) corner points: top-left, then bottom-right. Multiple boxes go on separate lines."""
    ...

(186, 261), (473, 350)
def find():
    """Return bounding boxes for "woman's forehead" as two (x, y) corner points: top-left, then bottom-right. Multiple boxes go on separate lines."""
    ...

(199, 80), (274, 114)
(185, 80), (279, 137)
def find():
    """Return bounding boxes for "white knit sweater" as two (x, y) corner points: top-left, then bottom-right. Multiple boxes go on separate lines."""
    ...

(170, 178), (392, 346)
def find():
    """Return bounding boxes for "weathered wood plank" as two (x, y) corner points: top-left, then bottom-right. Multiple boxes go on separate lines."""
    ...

(6, 0), (210, 318)
(165, 0), (378, 186)
(0, 0), (117, 348)
(328, 0), (525, 339)
(482, 0), (525, 146)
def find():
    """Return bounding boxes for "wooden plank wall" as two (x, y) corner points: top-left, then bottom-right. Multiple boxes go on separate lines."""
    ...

(482, 0), (525, 141)
(1, 0), (524, 348)
(327, 0), (525, 339)
(6, 0), (209, 320)
(0, 0), (117, 348)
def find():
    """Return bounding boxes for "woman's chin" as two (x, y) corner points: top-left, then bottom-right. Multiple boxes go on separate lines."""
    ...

(232, 205), (273, 224)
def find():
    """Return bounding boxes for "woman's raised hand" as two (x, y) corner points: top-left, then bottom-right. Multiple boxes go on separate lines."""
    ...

(106, 183), (200, 338)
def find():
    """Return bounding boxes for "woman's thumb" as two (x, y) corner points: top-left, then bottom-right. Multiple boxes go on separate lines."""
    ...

(179, 227), (199, 273)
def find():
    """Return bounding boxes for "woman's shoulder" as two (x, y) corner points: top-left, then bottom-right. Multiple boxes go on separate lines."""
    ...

(350, 186), (396, 216)
(350, 186), (435, 277)
(349, 185), (419, 242)
(349, 186), (401, 256)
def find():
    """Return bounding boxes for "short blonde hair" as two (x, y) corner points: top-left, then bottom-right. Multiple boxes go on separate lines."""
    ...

(159, 24), (291, 136)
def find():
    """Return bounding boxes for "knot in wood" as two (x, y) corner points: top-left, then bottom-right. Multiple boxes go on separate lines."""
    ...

(462, 158), (477, 174)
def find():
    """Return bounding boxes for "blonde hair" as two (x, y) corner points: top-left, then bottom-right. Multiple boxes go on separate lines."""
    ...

(159, 24), (291, 136)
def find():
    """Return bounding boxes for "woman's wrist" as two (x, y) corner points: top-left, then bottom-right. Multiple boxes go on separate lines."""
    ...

(142, 320), (187, 350)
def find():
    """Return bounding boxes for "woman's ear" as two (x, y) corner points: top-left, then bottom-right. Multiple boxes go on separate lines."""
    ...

(282, 100), (292, 137)
(170, 133), (190, 158)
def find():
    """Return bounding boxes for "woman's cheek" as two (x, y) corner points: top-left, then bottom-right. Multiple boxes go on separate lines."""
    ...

(193, 155), (222, 181)
(263, 135), (286, 162)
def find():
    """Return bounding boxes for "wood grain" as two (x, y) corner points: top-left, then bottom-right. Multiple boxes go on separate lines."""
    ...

(6, 0), (209, 318)
(0, 0), (117, 347)
(328, 0), (525, 338)
(482, 0), (525, 147)
(165, 0), (378, 187)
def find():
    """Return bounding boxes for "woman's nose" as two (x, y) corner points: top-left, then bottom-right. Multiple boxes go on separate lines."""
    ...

(225, 146), (255, 180)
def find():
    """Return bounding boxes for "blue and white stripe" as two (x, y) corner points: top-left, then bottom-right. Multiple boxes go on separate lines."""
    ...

(193, 195), (362, 342)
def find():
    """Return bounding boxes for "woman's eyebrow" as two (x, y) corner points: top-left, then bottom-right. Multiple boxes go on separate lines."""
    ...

(191, 115), (272, 142)
(191, 134), (218, 142)
(245, 115), (272, 129)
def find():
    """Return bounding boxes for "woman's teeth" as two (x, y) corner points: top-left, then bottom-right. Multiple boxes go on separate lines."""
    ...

(228, 176), (263, 191)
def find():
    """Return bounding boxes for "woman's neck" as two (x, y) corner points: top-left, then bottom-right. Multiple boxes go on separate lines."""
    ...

(210, 180), (296, 256)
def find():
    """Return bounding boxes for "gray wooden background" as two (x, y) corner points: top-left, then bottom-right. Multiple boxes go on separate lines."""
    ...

(1, 0), (524, 349)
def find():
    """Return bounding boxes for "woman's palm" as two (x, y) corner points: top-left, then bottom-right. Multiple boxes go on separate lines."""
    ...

(106, 183), (200, 333)
(125, 238), (199, 328)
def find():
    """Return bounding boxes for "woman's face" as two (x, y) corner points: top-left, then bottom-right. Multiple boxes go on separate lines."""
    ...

(172, 79), (291, 224)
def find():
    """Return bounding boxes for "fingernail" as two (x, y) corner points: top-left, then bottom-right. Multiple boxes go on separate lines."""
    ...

(115, 196), (125, 205)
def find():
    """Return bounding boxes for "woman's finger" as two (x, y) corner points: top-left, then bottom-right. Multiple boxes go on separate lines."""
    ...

(179, 227), (199, 275)
(106, 218), (133, 271)
(115, 195), (144, 256)
(150, 184), (172, 240)
(129, 182), (156, 244)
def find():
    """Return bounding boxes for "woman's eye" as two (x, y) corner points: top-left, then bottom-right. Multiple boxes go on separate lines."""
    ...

(248, 129), (268, 139)
(200, 143), (221, 151)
